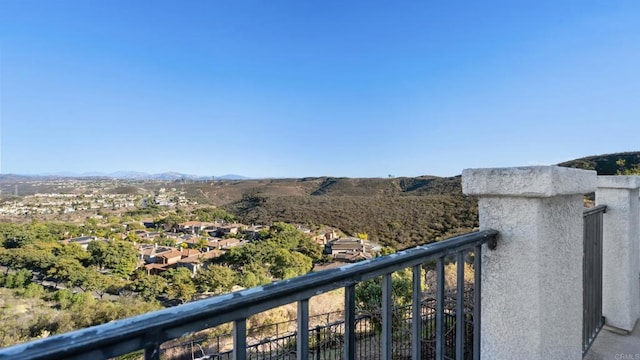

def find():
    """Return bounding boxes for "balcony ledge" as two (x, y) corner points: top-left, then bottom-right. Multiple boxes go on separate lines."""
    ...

(585, 321), (640, 360)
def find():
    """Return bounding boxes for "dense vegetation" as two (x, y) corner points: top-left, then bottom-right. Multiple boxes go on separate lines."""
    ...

(558, 151), (640, 175)
(216, 222), (322, 286)
(0, 217), (322, 348)
(224, 193), (478, 249)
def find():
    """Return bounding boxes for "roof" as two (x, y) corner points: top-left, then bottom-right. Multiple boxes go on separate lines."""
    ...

(157, 249), (183, 259)
(182, 249), (202, 257)
(217, 238), (241, 247)
(139, 246), (173, 257)
(179, 221), (215, 227)
(67, 236), (97, 243)
(144, 263), (168, 271)
(178, 250), (222, 264)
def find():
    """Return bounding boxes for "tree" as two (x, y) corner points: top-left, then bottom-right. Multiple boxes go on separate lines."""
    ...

(83, 218), (99, 233)
(1, 225), (36, 248)
(125, 231), (140, 242)
(87, 241), (108, 270)
(128, 273), (167, 301)
(56, 243), (89, 264)
(296, 237), (323, 261)
(47, 258), (86, 289)
(194, 265), (236, 294)
(269, 249), (312, 279)
(155, 214), (186, 232)
(355, 267), (422, 322)
(0, 248), (25, 274)
(89, 241), (138, 278)
(125, 222), (145, 231)
(104, 241), (138, 278)
(192, 207), (235, 223)
(194, 237), (209, 251)
(76, 271), (107, 293)
(260, 222), (306, 250)
(616, 158), (640, 175)
(1, 268), (32, 289)
(163, 268), (196, 304)
(239, 263), (271, 288)
(1, 245), (57, 274)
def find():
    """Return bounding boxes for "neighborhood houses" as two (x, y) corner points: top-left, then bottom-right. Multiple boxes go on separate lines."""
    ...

(56, 219), (370, 279)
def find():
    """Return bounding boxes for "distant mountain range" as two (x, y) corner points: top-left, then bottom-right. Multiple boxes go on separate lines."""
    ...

(0, 172), (251, 181)
(3, 151), (640, 182)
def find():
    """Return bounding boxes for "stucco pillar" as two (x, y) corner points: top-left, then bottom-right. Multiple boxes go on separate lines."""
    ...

(462, 166), (596, 360)
(596, 176), (640, 332)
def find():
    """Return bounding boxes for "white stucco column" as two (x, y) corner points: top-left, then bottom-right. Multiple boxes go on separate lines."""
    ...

(462, 166), (596, 360)
(596, 176), (640, 332)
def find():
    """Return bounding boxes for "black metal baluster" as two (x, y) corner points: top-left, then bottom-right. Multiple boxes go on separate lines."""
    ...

(436, 257), (445, 360)
(298, 299), (309, 360)
(473, 245), (482, 360)
(344, 285), (356, 360)
(382, 273), (393, 360)
(456, 251), (465, 360)
(412, 264), (422, 359)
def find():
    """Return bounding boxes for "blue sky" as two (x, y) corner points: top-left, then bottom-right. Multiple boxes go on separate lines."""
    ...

(1, 1), (639, 178)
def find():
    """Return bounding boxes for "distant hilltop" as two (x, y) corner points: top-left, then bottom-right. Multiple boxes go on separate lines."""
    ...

(3, 150), (640, 182)
(0, 172), (251, 181)
(558, 151), (640, 175)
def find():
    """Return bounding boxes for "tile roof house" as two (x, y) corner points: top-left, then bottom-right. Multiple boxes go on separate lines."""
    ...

(207, 238), (243, 250)
(60, 236), (103, 250)
(177, 250), (223, 276)
(178, 221), (216, 234)
(156, 248), (202, 265)
(138, 245), (174, 263)
(323, 237), (377, 262)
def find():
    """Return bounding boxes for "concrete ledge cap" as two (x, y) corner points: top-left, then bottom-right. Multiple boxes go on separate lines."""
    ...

(597, 176), (640, 189)
(462, 166), (597, 197)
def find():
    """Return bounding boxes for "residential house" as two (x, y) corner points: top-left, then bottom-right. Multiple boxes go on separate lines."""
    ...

(144, 248), (203, 275)
(244, 225), (267, 240)
(137, 244), (174, 263)
(177, 250), (223, 276)
(139, 232), (162, 240)
(312, 229), (339, 245)
(60, 236), (102, 250)
(208, 237), (243, 250)
(178, 221), (216, 235)
(215, 224), (241, 237)
(323, 237), (377, 262)
(156, 248), (201, 265)
(297, 225), (312, 234)
(144, 263), (167, 276)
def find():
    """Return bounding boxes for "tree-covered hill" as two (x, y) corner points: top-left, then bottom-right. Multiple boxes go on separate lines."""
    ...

(223, 193), (477, 250)
(213, 175), (472, 249)
(558, 151), (640, 174)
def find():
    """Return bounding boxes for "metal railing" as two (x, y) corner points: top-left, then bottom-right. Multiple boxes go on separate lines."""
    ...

(164, 287), (475, 359)
(583, 205), (606, 356)
(0, 230), (498, 360)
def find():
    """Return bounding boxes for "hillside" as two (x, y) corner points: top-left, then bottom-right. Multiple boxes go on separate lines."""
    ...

(223, 193), (477, 249)
(558, 151), (640, 174)
(4, 151), (638, 250)
(202, 175), (473, 249)
(215, 151), (640, 249)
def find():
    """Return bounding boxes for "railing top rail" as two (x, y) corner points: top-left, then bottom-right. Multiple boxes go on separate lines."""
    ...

(0, 229), (498, 360)
(583, 205), (607, 217)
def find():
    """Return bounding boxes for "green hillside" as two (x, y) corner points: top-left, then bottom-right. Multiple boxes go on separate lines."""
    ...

(212, 176), (473, 249)
(558, 151), (640, 175)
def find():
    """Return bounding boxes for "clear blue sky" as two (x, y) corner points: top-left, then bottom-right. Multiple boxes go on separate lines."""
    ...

(1, 1), (639, 178)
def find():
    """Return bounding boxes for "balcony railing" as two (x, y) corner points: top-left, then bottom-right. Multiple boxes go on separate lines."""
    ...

(0, 230), (498, 360)
(583, 204), (606, 356)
